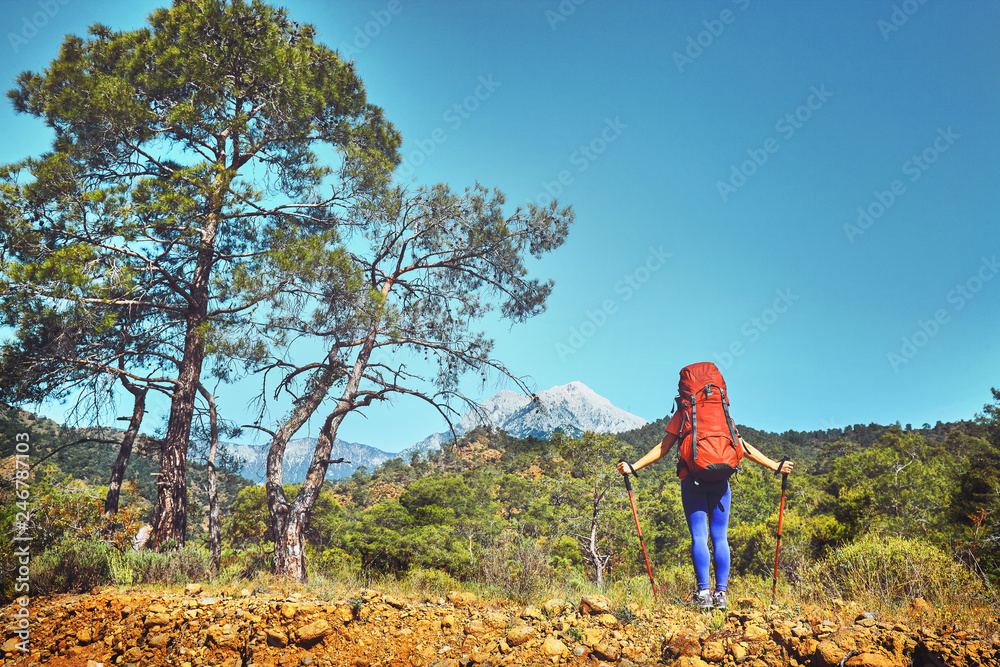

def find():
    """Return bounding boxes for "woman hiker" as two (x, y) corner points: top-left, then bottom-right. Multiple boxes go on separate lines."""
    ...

(617, 367), (794, 610)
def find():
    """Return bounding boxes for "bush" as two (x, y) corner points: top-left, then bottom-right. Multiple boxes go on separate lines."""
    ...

(120, 545), (213, 586)
(32, 538), (114, 594)
(30, 538), (214, 594)
(404, 567), (463, 596)
(476, 531), (552, 603)
(821, 533), (985, 610)
(316, 546), (361, 580)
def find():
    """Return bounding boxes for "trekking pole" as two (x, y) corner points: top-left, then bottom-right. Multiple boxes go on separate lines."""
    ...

(619, 459), (658, 601)
(771, 457), (789, 599)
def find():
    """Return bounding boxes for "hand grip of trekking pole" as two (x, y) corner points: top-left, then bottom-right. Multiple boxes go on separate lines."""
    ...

(618, 459), (638, 491)
(775, 457), (789, 490)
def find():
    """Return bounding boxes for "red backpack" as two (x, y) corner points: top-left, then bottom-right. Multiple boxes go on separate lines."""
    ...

(674, 362), (746, 483)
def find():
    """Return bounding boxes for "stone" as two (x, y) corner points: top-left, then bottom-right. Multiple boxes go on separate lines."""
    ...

(542, 636), (568, 657)
(484, 611), (509, 628)
(592, 642), (620, 661)
(520, 605), (543, 620)
(507, 625), (536, 647)
(677, 657), (711, 667)
(464, 620), (488, 635)
(845, 653), (898, 667)
(143, 612), (172, 629)
(185, 583), (203, 596)
(732, 643), (749, 663)
(797, 638), (819, 659)
(792, 624), (813, 637)
(816, 640), (847, 666)
(446, 591), (477, 606)
(598, 612), (620, 627)
(744, 624), (768, 641)
(334, 605), (354, 625)
(76, 628), (94, 644)
(266, 629), (288, 647)
(542, 598), (566, 615)
(206, 625), (242, 650)
(580, 595), (613, 615)
(297, 619), (333, 645)
(702, 640), (726, 662)
(383, 595), (405, 609)
(149, 633), (171, 649)
(281, 603), (299, 619)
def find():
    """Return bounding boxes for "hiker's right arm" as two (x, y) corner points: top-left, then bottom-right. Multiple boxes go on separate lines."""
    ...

(617, 431), (678, 475)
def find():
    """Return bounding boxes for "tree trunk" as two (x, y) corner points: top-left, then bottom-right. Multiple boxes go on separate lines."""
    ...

(272, 423), (346, 582)
(104, 383), (147, 517)
(153, 339), (203, 546)
(270, 320), (378, 581)
(588, 489), (609, 586)
(589, 516), (605, 586)
(204, 389), (221, 571)
(265, 355), (342, 580)
(274, 509), (309, 582)
(152, 211), (218, 547)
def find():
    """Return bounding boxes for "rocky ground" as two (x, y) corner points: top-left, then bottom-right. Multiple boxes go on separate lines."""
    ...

(2, 585), (997, 667)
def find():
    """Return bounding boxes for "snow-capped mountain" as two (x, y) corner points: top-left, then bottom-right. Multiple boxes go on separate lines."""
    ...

(401, 381), (648, 457)
(227, 382), (647, 484)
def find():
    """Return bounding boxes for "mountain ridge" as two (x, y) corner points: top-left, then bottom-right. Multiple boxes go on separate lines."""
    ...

(232, 381), (647, 483)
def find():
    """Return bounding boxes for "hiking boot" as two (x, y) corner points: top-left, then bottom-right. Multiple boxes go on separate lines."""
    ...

(690, 589), (712, 610)
(712, 590), (728, 609)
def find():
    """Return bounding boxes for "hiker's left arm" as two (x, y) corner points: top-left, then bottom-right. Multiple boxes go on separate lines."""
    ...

(740, 439), (794, 474)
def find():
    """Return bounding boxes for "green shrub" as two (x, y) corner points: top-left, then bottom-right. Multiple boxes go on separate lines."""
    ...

(32, 538), (114, 594)
(404, 567), (462, 596)
(122, 545), (213, 585)
(316, 546), (361, 579)
(476, 531), (552, 603)
(651, 563), (697, 602)
(822, 533), (984, 609)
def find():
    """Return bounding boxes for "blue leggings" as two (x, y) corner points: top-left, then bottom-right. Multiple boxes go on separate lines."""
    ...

(681, 477), (731, 592)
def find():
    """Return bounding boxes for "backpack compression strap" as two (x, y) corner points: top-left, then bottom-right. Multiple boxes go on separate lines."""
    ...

(687, 384), (741, 461)
(719, 388), (742, 455)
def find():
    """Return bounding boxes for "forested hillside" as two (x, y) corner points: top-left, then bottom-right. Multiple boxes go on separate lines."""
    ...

(2, 388), (999, 612)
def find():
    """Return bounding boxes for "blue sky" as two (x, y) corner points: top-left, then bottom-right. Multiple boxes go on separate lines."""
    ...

(3, 0), (999, 453)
